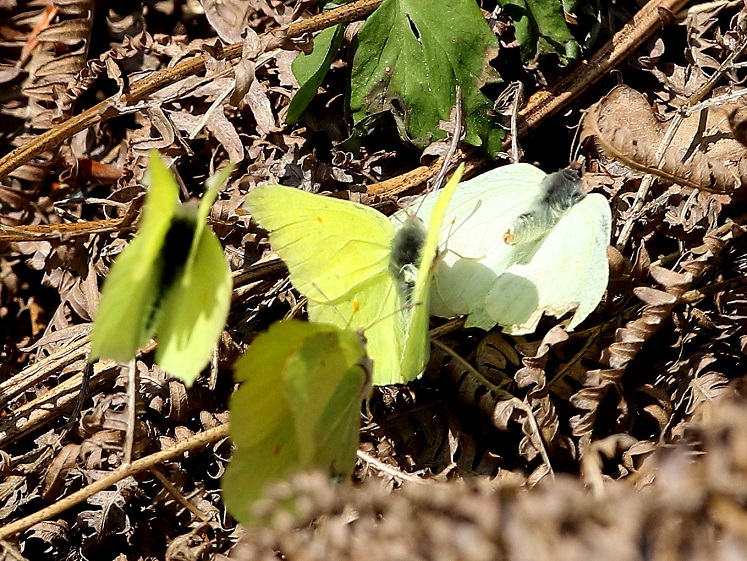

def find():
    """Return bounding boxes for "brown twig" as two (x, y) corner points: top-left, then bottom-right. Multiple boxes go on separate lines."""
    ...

(0, 219), (127, 242)
(518, 0), (691, 136)
(356, 450), (426, 483)
(149, 467), (211, 522)
(0, 423), (230, 539)
(0, 0), (383, 179)
(1, 0), (688, 200)
(123, 360), (137, 465)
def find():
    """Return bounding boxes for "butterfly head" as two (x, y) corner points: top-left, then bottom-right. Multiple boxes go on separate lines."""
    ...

(541, 169), (586, 214)
(504, 168), (587, 246)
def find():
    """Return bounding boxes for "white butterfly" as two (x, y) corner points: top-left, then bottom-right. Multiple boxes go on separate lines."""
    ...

(390, 163), (612, 334)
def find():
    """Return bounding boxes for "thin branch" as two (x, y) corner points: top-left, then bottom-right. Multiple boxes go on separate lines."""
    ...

(0, 0), (383, 179)
(518, 0), (691, 136)
(0, 423), (230, 540)
(150, 468), (211, 522)
(123, 359), (137, 466)
(356, 450), (426, 483)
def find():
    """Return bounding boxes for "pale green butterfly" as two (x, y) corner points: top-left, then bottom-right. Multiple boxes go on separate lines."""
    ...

(222, 319), (370, 524)
(90, 151), (234, 385)
(390, 164), (611, 334)
(243, 164), (464, 385)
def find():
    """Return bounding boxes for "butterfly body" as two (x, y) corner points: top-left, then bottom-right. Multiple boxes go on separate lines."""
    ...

(389, 216), (426, 302)
(504, 169), (586, 245)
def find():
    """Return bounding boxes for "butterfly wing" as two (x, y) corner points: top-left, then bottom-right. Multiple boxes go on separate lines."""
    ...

(245, 186), (405, 384)
(307, 279), (402, 385)
(154, 164), (234, 384)
(399, 164), (464, 379)
(391, 163), (546, 327)
(90, 151), (178, 362)
(484, 193), (611, 334)
(155, 222), (232, 384)
(298, 165), (461, 386)
(245, 185), (395, 302)
(183, 163), (234, 271)
(223, 320), (368, 524)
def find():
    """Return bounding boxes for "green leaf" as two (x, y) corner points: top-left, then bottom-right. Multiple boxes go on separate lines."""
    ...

(286, 24), (346, 124)
(567, 0), (601, 50)
(498, 0), (580, 65)
(350, 0), (503, 154)
(222, 320), (370, 524)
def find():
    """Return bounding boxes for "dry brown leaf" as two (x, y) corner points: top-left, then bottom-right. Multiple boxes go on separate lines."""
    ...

(244, 78), (277, 136)
(230, 29), (261, 107)
(42, 443), (81, 501)
(233, 388), (747, 561)
(201, 0), (254, 44)
(581, 85), (747, 193)
(570, 265), (695, 446)
(206, 108), (245, 163)
(727, 104), (747, 147)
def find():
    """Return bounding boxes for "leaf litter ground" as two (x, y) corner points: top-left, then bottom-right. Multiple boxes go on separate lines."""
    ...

(2, 1), (747, 559)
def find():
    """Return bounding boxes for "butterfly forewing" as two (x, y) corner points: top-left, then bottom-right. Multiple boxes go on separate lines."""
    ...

(245, 185), (394, 303)
(90, 152), (179, 362)
(400, 165), (463, 379)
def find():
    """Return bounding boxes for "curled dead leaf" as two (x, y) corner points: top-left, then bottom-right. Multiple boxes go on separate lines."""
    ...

(581, 85), (747, 193)
(201, 0), (253, 44)
(571, 265), (694, 446)
(726, 104), (747, 148)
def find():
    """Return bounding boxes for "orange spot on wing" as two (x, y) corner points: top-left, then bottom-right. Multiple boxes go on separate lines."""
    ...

(316, 216), (324, 223)
(352, 300), (360, 312)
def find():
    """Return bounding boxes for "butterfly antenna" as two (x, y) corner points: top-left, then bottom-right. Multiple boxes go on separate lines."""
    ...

(435, 194), (488, 264)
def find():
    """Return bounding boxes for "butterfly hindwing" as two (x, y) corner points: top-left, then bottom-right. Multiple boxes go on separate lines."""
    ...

(391, 164), (545, 322)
